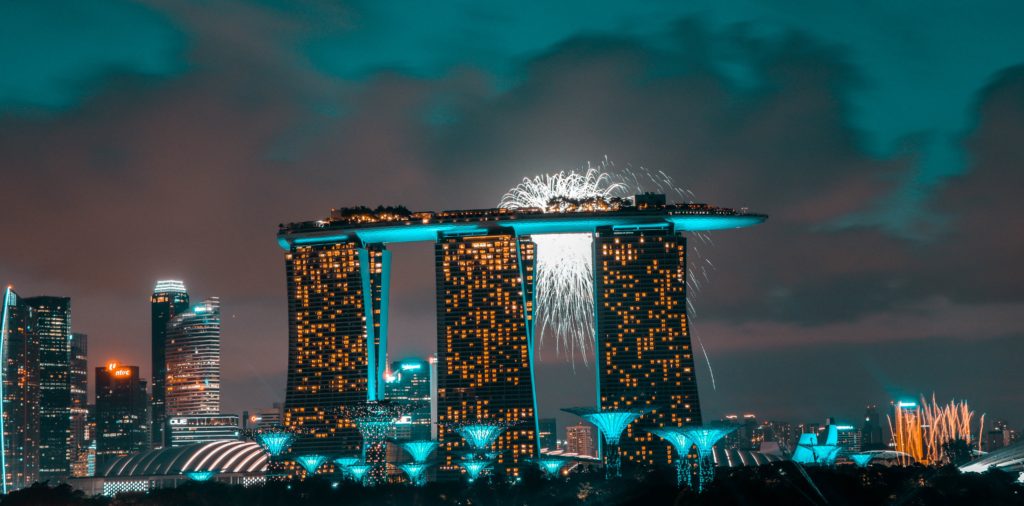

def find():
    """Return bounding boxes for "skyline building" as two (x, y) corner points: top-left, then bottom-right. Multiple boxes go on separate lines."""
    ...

(150, 280), (190, 448)
(24, 296), (72, 481)
(566, 423), (596, 457)
(165, 298), (221, 416)
(69, 333), (89, 476)
(281, 239), (387, 456)
(862, 404), (885, 450)
(385, 357), (431, 441)
(95, 362), (149, 467)
(538, 418), (557, 451)
(593, 227), (701, 467)
(0, 287), (40, 492)
(435, 232), (538, 475)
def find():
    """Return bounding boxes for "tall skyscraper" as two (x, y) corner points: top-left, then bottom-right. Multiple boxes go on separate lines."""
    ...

(69, 333), (89, 475)
(435, 232), (537, 475)
(23, 296), (72, 481)
(95, 362), (149, 467)
(150, 280), (189, 448)
(385, 357), (431, 441)
(0, 287), (40, 492)
(165, 298), (221, 416)
(861, 404), (885, 450)
(593, 227), (701, 467)
(282, 241), (388, 455)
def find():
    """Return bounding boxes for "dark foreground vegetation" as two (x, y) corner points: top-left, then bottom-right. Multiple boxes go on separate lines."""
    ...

(3, 463), (1022, 506)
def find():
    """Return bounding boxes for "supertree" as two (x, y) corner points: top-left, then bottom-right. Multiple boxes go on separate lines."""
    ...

(676, 425), (736, 492)
(532, 457), (569, 479)
(337, 401), (409, 485)
(183, 471), (217, 482)
(243, 425), (309, 480)
(294, 454), (329, 477)
(849, 453), (873, 467)
(445, 418), (520, 483)
(563, 407), (649, 478)
(396, 440), (438, 486)
(646, 427), (692, 487)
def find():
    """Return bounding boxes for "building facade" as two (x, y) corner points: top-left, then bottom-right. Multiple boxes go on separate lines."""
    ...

(1, 288), (40, 492)
(151, 281), (190, 448)
(282, 241), (388, 455)
(69, 333), (89, 476)
(435, 232), (538, 475)
(566, 423), (596, 457)
(385, 357), (431, 441)
(24, 296), (72, 482)
(538, 418), (557, 451)
(165, 298), (221, 416)
(593, 227), (701, 467)
(95, 363), (149, 467)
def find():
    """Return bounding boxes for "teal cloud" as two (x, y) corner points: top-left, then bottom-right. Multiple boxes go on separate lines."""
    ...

(0, 1), (184, 111)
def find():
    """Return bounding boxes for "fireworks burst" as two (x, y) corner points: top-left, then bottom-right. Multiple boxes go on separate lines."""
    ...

(500, 160), (719, 380)
(500, 164), (624, 364)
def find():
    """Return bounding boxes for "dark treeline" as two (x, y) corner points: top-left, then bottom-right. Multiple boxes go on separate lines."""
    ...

(3, 463), (1022, 506)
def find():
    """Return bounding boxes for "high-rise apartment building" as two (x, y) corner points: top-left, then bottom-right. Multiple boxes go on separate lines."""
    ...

(0, 288), (40, 492)
(165, 298), (221, 416)
(282, 241), (388, 455)
(95, 363), (149, 467)
(861, 404), (885, 450)
(69, 333), (89, 475)
(385, 357), (431, 441)
(435, 232), (537, 475)
(24, 296), (72, 481)
(150, 280), (189, 448)
(593, 227), (701, 467)
(566, 423), (596, 457)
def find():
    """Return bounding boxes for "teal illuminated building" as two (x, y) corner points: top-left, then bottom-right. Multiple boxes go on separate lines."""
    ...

(24, 296), (72, 482)
(0, 287), (40, 492)
(277, 198), (765, 473)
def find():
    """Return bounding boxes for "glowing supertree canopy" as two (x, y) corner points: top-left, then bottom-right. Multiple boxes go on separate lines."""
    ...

(447, 419), (518, 452)
(346, 464), (372, 482)
(850, 453), (874, 467)
(809, 445), (840, 466)
(568, 410), (643, 446)
(534, 458), (568, 478)
(294, 454), (329, 475)
(647, 428), (693, 487)
(334, 456), (359, 468)
(248, 427), (298, 457)
(400, 440), (438, 463)
(398, 463), (429, 486)
(184, 471), (216, 482)
(458, 459), (492, 482)
(500, 167), (624, 362)
(564, 407), (648, 479)
(678, 425), (736, 493)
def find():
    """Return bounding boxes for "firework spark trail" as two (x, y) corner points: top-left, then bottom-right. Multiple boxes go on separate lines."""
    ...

(500, 164), (624, 364)
(500, 161), (720, 380)
(889, 394), (984, 465)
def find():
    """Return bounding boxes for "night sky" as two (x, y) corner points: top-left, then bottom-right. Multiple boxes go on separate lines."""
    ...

(2, 1), (1022, 432)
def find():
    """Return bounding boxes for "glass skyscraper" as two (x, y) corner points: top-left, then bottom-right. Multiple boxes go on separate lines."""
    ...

(435, 232), (537, 476)
(24, 296), (71, 481)
(385, 357), (432, 441)
(69, 333), (88, 477)
(95, 363), (149, 467)
(593, 227), (701, 467)
(0, 288), (40, 492)
(165, 298), (221, 416)
(150, 280), (189, 448)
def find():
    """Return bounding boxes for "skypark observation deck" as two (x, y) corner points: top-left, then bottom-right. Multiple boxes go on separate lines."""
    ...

(277, 201), (767, 248)
(276, 196), (766, 474)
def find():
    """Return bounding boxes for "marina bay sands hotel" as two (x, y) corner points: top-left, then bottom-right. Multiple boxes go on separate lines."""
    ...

(276, 194), (765, 473)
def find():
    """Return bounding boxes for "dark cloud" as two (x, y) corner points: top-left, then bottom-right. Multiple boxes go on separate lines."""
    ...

(0, 4), (1021, 427)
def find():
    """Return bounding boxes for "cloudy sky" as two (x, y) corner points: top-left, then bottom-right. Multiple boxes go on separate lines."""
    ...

(2, 1), (1022, 431)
